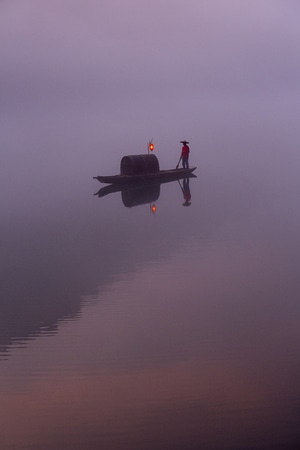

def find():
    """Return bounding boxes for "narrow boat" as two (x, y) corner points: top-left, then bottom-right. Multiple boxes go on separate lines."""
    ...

(93, 154), (196, 184)
(93, 167), (196, 184)
(95, 172), (196, 197)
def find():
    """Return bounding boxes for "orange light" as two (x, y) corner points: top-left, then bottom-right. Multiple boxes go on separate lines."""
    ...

(151, 204), (157, 213)
(149, 143), (154, 152)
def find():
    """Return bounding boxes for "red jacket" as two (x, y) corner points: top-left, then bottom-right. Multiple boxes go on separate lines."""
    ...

(181, 144), (190, 157)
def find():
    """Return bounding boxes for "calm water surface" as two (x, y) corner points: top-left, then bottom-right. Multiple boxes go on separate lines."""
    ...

(1, 116), (300, 449)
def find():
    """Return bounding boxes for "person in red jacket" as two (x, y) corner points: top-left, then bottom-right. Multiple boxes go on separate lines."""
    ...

(180, 140), (190, 169)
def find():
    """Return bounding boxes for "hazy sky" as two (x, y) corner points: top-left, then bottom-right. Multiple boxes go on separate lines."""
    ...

(2, 1), (300, 114)
(1, 0), (300, 172)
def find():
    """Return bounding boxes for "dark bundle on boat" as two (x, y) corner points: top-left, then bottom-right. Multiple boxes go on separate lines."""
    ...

(120, 154), (159, 175)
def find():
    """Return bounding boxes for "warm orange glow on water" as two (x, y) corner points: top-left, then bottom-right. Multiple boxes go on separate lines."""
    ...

(1, 234), (300, 449)
(0, 356), (298, 449)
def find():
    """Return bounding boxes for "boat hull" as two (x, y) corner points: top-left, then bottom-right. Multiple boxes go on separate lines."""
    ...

(93, 167), (197, 184)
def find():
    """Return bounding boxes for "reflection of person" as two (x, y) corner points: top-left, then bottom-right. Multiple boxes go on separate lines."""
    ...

(182, 178), (191, 206)
(180, 140), (190, 169)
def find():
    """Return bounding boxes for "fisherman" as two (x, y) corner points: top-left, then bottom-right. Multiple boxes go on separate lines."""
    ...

(180, 140), (190, 169)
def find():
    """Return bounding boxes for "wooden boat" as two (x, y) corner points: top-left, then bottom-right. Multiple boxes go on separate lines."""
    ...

(93, 166), (196, 185)
(95, 171), (196, 197)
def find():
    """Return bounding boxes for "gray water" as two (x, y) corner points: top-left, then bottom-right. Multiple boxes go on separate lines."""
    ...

(1, 99), (300, 450)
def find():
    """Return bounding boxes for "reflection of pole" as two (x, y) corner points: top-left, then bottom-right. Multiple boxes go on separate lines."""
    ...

(178, 179), (185, 196)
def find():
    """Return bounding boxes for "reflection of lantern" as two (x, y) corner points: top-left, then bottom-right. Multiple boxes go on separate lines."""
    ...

(151, 203), (157, 213)
(148, 142), (154, 152)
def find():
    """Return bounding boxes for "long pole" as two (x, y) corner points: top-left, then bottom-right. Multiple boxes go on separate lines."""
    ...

(176, 156), (182, 169)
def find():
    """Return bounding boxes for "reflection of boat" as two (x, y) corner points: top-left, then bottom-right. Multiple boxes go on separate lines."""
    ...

(95, 181), (160, 207)
(122, 184), (160, 208)
(93, 154), (196, 184)
(94, 175), (196, 208)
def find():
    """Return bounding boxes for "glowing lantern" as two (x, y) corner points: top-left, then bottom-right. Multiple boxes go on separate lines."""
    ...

(148, 142), (154, 152)
(151, 204), (157, 213)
